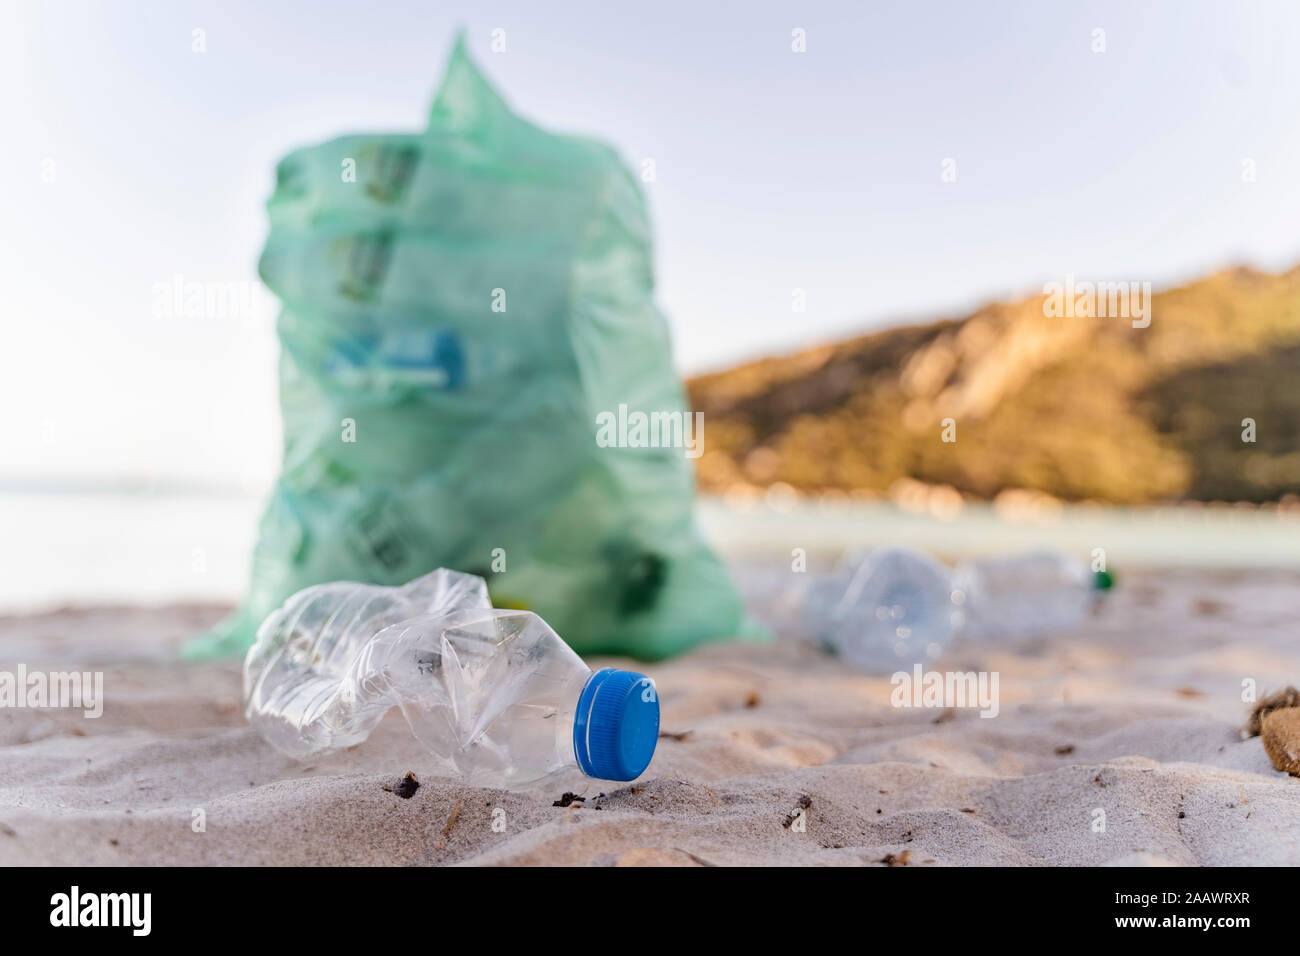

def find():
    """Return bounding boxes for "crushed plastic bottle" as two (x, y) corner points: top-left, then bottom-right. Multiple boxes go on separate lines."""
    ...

(243, 569), (659, 790)
(951, 550), (1112, 639)
(813, 548), (962, 673)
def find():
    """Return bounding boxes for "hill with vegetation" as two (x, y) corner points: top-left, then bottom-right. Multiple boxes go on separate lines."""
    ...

(687, 266), (1300, 504)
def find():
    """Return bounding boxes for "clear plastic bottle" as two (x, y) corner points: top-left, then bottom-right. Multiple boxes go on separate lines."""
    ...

(951, 550), (1111, 639)
(813, 548), (962, 673)
(243, 569), (659, 789)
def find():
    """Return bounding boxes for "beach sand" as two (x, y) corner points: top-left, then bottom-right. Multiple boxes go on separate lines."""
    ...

(1, 568), (1297, 866)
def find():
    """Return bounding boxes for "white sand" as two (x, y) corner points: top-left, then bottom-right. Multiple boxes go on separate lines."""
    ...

(1, 569), (1297, 866)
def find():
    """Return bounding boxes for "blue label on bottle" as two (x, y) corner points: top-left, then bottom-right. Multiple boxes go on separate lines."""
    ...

(324, 329), (466, 391)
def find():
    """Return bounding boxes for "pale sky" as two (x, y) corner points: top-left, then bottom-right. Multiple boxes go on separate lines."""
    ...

(4, 0), (1300, 490)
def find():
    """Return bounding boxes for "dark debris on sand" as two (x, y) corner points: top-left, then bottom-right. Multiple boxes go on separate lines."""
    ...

(381, 771), (420, 799)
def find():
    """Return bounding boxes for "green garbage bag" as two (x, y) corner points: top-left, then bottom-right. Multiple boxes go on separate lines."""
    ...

(185, 35), (750, 661)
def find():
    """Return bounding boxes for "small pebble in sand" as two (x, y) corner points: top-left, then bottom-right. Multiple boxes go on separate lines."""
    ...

(782, 794), (812, 828)
(1261, 709), (1300, 776)
(1237, 686), (1300, 775)
(1243, 686), (1300, 776)
(1244, 685), (1300, 737)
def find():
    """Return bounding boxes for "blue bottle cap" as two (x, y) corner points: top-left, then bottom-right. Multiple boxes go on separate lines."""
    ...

(572, 668), (659, 781)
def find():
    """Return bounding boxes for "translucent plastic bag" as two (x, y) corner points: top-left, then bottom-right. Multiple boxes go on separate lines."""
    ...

(186, 36), (747, 661)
